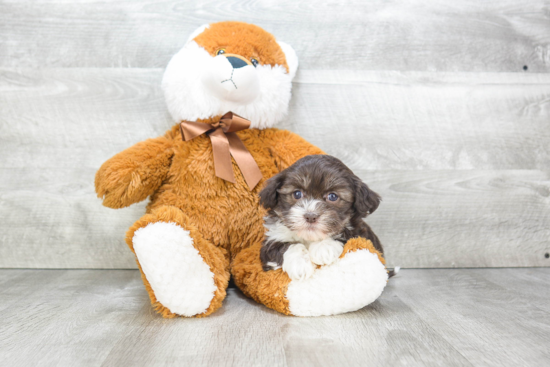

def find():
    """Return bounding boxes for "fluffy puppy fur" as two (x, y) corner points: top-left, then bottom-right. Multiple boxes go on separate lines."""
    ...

(259, 155), (384, 281)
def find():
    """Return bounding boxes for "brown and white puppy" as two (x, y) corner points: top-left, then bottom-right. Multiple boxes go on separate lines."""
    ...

(259, 155), (384, 281)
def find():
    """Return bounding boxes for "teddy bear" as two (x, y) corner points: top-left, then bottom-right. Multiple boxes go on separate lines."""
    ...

(95, 21), (389, 317)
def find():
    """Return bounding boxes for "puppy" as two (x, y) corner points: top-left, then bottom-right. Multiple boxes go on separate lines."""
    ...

(259, 155), (385, 281)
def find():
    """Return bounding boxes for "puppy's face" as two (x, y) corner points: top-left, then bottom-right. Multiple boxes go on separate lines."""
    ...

(260, 155), (381, 242)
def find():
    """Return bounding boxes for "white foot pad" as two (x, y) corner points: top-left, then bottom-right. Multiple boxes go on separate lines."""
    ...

(133, 222), (217, 316)
(286, 249), (388, 316)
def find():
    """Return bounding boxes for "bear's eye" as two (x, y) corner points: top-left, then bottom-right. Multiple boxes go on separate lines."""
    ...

(216, 49), (226, 55)
(251, 58), (259, 67)
(327, 193), (339, 202)
(293, 190), (302, 200)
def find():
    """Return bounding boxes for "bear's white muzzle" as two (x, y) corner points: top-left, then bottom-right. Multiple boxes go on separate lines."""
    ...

(202, 55), (260, 104)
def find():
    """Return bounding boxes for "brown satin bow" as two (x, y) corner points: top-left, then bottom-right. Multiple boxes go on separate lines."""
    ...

(180, 112), (263, 190)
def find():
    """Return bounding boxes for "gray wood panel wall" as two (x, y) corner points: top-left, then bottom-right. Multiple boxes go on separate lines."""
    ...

(1, 1), (549, 269)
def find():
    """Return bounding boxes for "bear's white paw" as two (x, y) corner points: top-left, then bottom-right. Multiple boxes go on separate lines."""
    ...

(286, 249), (388, 316)
(309, 238), (344, 266)
(133, 222), (216, 317)
(282, 244), (316, 281)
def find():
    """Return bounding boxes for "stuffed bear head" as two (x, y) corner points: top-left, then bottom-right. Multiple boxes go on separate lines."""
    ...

(162, 21), (298, 129)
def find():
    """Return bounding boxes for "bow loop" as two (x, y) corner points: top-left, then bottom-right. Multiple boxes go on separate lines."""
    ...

(180, 112), (263, 190)
(218, 112), (252, 133)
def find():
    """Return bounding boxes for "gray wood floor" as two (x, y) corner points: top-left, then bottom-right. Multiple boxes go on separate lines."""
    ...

(1, 268), (549, 367)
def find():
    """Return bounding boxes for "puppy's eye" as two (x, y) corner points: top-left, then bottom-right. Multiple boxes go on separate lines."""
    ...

(251, 58), (259, 67)
(293, 190), (302, 200)
(216, 49), (226, 55)
(327, 193), (339, 202)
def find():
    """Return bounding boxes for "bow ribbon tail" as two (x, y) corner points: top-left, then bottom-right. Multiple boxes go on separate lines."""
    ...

(208, 128), (236, 183)
(226, 132), (263, 190)
(180, 113), (263, 191)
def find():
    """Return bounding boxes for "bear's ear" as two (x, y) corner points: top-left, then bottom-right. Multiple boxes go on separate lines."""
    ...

(277, 41), (299, 80)
(259, 172), (286, 210)
(186, 24), (210, 44)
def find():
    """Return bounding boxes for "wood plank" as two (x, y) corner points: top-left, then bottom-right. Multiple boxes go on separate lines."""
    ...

(2, 68), (550, 171)
(1, 1), (549, 72)
(287, 70), (550, 171)
(101, 288), (289, 367)
(467, 268), (550, 313)
(0, 270), (66, 312)
(104, 287), (474, 367)
(1, 167), (549, 268)
(281, 285), (473, 367)
(1, 269), (548, 366)
(0, 174), (143, 269)
(394, 269), (550, 367)
(0, 270), (147, 366)
(0, 269), (480, 367)
(364, 169), (550, 268)
(0, 68), (172, 170)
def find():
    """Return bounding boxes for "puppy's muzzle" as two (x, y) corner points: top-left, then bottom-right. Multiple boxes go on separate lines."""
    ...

(304, 212), (319, 223)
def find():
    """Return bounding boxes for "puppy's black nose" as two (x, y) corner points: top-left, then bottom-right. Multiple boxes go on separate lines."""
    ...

(304, 213), (319, 223)
(227, 56), (248, 69)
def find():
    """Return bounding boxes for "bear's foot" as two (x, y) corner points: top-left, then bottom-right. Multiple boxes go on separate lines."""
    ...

(133, 222), (217, 316)
(286, 239), (388, 316)
(232, 237), (388, 317)
(127, 206), (229, 318)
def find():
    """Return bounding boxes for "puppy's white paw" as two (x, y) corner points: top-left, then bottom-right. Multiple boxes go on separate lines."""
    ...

(283, 244), (316, 281)
(309, 238), (344, 266)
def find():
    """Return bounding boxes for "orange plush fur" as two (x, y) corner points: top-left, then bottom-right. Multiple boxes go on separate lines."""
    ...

(232, 238), (385, 315)
(194, 22), (289, 73)
(97, 122), (323, 317)
(95, 21), (387, 318)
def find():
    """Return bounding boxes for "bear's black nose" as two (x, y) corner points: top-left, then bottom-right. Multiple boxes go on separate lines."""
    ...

(227, 56), (248, 69)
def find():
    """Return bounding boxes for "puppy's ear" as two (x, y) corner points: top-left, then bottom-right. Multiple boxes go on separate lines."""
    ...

(259, 172), (285, 209)
(354, 179), (381, 217)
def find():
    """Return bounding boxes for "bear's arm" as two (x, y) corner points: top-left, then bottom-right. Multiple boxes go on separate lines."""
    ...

(266, 129), (325, 171)
(95, 136), (174, 209)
